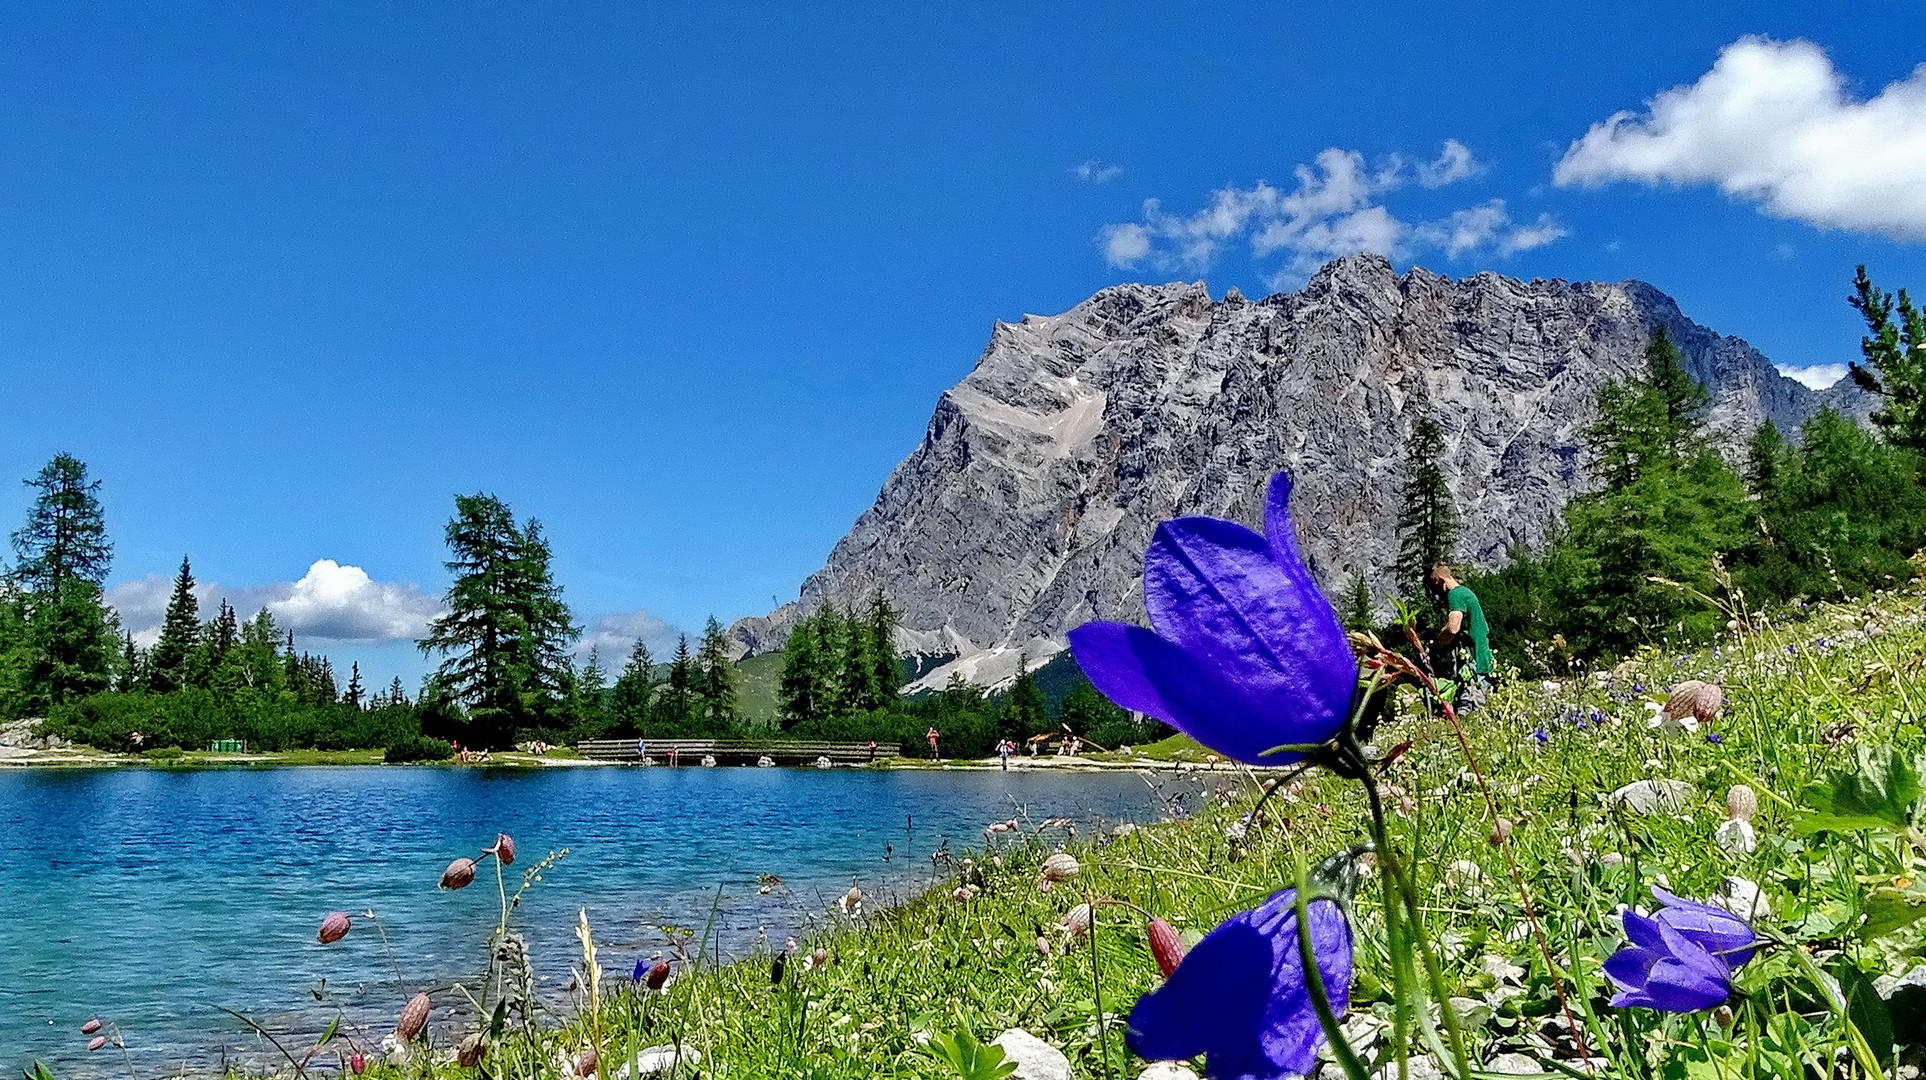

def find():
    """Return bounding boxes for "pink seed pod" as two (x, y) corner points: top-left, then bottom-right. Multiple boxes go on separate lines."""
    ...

(1488, 818), (1514, 847)
(1039, 852), (1080, 883)
(574, 1048), (598, 1076)
(88, 1036), (107, 1052)
(485, 833), (516, 866)
(440, 857), (478, 890)
(1726, 784), (1759, 823)
(1035, 936), (1052, 957)
(1692, 683), (1724, 722)
(396, 992), (432, 1041)
(811, 947), (829, 969)
(350, 1053), (367, 1075)
(317, 912), (352, 944)
(81, 1019), (102, 1035)
(457, 1032), (485, 1067)
(1147, 917), (1187, 978)
(645, 960), (671, 991)
(1060, 903), (1092, 939)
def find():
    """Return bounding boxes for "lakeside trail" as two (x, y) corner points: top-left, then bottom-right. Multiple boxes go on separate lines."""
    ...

(44, 569), (1926, 1080)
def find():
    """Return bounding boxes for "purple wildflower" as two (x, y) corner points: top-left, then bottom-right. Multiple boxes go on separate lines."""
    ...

(1632, 682), (1645, 694)
(1128, 886), (1353, 1079)
(1532, 727), (1550, 744)
(1068, 472), (1357, 765)
(1786, 644), (1798, 655)
(1590, 708), (1606, 725)
(1705, 732), (1724, 746)
(1605, 887), (1758, 1013)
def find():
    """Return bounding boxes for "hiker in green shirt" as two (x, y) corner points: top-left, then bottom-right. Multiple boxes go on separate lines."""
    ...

(1427, 563), (1493, 706)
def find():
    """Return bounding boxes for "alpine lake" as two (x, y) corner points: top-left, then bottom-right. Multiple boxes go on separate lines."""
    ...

(0, 763), (1173, 1076)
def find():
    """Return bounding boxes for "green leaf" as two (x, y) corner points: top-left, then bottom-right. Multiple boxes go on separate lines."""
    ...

(24, 1063), (59, 1080)
(1859, 891), (1926, 941)
(921, 1030), (1016, 1080)
(1830, 957), (1897, 1066)
(1797, 745), (1921, 832)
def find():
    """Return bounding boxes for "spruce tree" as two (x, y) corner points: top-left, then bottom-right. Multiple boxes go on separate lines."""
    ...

(612, 639), (658, 730)
(1644, 327), (1710, 459)
(115, 631), (143, 693)
(23, 579), (118, 711)
(388, 676), (409, 708)
(344, 662), (365, 709)
(778, 612), (825, 729)
(695, 616), (736, 724)
(1745, 422), (1788, 503)
(418, 494), (579, 746)
(11, 453), (112, 594)
(148, 557), (201, 693)
(1344, 574), (1373, 632)
(864, 591), (900, 708)
(193, 600), (240, 692)
(1847, 265), (1926, 451)
(1396, 416), (1461, 594)
(660, 634), (696, 729)
(1001, 656), (1049, 742)
(235, 610), (284, 693)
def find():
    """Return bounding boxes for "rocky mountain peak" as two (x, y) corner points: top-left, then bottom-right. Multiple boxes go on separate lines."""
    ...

(729, 257), (1866, 693)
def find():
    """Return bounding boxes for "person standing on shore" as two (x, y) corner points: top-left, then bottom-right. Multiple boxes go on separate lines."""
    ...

(925, 727), (939, 759)
(1426, 563), (1494, 708)
(997, 739), (1012, 770)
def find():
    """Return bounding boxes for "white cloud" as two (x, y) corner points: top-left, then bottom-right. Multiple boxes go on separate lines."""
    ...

(1074, 160), (1124, 184)
(106, 559), (446, 647)
(1417, 139), (1484, 187)
(1554, 37), (1926, 240)
(1775, 362), (1848, 389)
(1100, 142), (1562, 284)
(577, 609), (683, 663)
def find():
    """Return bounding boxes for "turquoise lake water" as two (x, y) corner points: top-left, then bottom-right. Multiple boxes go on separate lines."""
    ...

(0, 764), (1173, 1075)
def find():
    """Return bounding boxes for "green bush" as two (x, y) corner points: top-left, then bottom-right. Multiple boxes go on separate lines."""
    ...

(138, 746), (184, 761)
(383, 734), (455, 763)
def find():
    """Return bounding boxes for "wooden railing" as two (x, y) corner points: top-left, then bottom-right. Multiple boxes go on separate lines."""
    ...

(576, 738), (903, 764)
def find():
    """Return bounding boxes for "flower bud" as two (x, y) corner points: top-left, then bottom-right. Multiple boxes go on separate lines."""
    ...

(811, 947), (829, 969)
(318, 912), (352, 944)
(1692, 683), (1724, 722)
(88, 1036), (107, 1052)
(81, 1019), (102, 1035)
(1036, 936), (1052, 956)
(1713, 1004), (1735, 1028)
(574, 1048), (598, 1077)
(1147, 917), (1186, 978)
(485, 833), (516, 866)
(396, 992), (432, 1041)
(1726, 784), (1758, 823)
(1488, 818), (1513, 847)
(1662, 681), (1705, 721)
(457, 1032), (485, 1068)
(440, 857), (478, 890)
(1060, 903), (1092, 939)
(646, 959), (671, 990)
(350, 1053), (367, 1075)
(1039, 853), (1080, 883)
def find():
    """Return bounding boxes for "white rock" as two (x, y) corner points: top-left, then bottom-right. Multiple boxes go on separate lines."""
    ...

(1606, 779), (1696, 814)
(991, 1029), (1072, 1080)
(609, 1043), (701, 1080)
(1486, 1053), (1542, 1075)
(1710, 876), (1771, 921)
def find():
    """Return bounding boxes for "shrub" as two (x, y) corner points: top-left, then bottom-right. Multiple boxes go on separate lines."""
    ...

(383, 734), (455, 763)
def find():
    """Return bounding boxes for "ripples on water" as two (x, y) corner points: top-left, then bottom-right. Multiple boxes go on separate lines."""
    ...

(0, 764), (1171, 1075)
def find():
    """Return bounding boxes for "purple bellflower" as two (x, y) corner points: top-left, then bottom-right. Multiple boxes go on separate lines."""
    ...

(1128, 886), (1354, 1080)
(1068, 472), (1359, 765)
(1605, 887), (1759, 1012)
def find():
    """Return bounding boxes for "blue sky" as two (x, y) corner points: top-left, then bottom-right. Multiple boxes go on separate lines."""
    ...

(2, 1), (1924, 687)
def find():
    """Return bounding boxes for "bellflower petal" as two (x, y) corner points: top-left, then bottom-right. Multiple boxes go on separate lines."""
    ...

(1070, 470), (1359, 766)
(1605, 887), (1760, 1014)
(1127, 888), (1352, 1080)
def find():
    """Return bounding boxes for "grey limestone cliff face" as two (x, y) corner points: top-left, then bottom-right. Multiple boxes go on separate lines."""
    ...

(730, 254), (1863, 690)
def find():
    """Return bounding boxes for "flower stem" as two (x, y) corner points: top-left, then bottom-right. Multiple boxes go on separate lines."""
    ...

(1295, 855), (1369, 1080)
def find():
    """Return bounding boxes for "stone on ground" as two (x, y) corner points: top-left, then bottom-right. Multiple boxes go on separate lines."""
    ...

(991, 1029), (1071, 1080)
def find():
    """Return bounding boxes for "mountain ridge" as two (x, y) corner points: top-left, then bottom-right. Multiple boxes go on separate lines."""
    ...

(729, 253), (1868, 692)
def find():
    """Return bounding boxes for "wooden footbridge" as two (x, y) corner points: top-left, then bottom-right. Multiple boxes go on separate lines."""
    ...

(577, 738), (902, 766)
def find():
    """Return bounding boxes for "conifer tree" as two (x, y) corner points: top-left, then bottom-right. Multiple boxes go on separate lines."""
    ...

(418, 494), (579, 745)
(23, 578), (118, 710)
(695, 616), (736, 724)
(193, 600), (239, 692)
(778, 610), (826, 728)
(660, 634), (696, 728)
(1001, 656), (1049, 742)
(11, 453), (112, 594)
(344, 662), (364, 709)
(1344, 574), (1373, 632)
(115, 631), (143, 693)
(612, 639), (658, 729)
(1847, 265), (1926, 451)
(1396, 416), (1460, 594)
(1745, 422), (1789, 503)
(148, 557), (201, 693)
(235, 610), (284, 693)
(388, 676), (409, 708)
(864, 591), (900, 707)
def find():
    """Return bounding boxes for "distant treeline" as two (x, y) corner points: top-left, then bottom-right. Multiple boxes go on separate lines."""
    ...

(1378, 266), (1926, 673)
